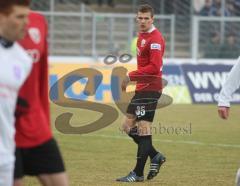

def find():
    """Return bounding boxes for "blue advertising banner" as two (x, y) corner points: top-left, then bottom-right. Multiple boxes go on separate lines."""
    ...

(48, 58), (240, 104)
(181, 64), (240, 104)
(163, 65), (185, 86)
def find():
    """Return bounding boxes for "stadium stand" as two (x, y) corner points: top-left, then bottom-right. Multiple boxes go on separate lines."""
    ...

(195, 0), (240, 58)
(31, 0), (240, 59)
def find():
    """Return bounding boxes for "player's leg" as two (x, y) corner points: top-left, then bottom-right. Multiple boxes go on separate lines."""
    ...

(0, 163), (14, 186)
(142, 92), (166, 180)
(236, 168), (240, 186)
(130, 91), (166, 180)
(122, 113), (140, 143)
(132, 120), (165, 180)
(36, 138), (68, 186)
(116, 94), (144, 182)
(20, 138), (68, 186)
(116, 120), (156, 182)
(35, 139), (68, 186)
(122, 113), (137, 134)
(138, 120), (162, 161)
(121, 93), (139, 143)
(13, 148), (24, 186)
(14, 179), (23, 186)
(131, 120), (152, 178)
(146, 145), (166, 180)
(117, 92), (156, 182)
(38, 172), (68, 186)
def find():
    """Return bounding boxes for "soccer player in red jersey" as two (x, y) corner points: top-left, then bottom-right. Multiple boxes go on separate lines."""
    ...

(14, 12), (68, 186)
(116, 4), (166, 182)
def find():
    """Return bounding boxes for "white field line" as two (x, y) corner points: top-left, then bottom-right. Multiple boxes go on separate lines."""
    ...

(85, 134), (240, 149)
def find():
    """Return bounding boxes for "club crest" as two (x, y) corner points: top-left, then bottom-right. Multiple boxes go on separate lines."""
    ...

(28, 28), (41, 44)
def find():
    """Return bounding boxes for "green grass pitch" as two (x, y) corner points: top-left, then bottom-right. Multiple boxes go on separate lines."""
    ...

(25, 104), (240, 186)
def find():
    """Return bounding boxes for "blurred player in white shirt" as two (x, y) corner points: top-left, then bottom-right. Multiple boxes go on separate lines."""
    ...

(218, 56), (240, 186)
(0, 1), (31, 185)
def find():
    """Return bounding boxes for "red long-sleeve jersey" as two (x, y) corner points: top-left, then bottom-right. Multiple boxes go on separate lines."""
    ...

(128, 26), (165, 92)
(15, 12), (52, 148)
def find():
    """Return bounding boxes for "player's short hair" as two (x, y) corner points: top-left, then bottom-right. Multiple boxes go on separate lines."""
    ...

(137, 4), (154, 17)
(0, 0), (30, 15)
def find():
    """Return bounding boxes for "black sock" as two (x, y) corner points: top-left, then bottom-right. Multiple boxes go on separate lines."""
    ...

(133, 135), (152, 177)
(149, 136), (158, 159)
(149, 146), (158, 159)
(128, 126), (140, 144)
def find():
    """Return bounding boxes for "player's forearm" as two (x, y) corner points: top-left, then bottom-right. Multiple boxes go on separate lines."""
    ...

(139, 63), (160, 75)
(128, 64), (160, 82)
(128, 73), (161, 85)
(129, 63), (160, 78)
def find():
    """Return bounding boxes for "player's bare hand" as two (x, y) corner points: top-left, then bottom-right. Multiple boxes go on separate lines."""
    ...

(218, 106), (230, 120)
(121, 76), (130, 91)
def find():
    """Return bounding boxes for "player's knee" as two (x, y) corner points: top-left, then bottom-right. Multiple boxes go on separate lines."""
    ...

(138, 120), (152, 136)
(122, 122), (133, 134)
(52, 172), (68, 186)
(38, 172), (68, 186)
(13, 179), (23, 186)
(121, 114), (136, 134)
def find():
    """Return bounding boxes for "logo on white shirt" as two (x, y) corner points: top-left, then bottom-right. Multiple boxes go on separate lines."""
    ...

(151, 43), (161, 50)
(13, 65), (21, 79)
(26, 49), (40, 63)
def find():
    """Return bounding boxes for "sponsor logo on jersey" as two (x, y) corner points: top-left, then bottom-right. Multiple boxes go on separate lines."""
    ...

(27, 49), (40, 63)
(150, 43), (161, 50)
(29, 28), (41, 44)
(13, 65), (21, 79)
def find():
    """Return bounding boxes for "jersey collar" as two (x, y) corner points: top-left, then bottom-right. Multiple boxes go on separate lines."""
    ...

(0, 36), (14, 48)
(147, 25), (156, 33)
(140, 25), (156, 34)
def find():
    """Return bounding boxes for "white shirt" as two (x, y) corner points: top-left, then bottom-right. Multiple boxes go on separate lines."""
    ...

(218, 57), (240, 107)
(0, 42), (32, 166)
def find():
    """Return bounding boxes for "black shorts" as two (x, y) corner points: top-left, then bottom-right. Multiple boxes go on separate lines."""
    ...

(14, 138), (65, 179)
(126, 91), (161, 122)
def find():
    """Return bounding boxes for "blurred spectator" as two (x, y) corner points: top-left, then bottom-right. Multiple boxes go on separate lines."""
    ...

(165, 0), (177, 14)
(199, 0), (213, 16)
(225, 0), (235, 16)
(234, 0), (240, 15)
(211, 0), (235, 16)
(204, 31), (221, 58)
(98, 0), (115, 7)
(194, 0), (206, 13)
(197, 0), (236, 16)
(211, 0), (223, 16)
(220, 33), (239, 58)
(83, 0), (90, 5)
